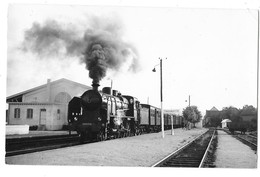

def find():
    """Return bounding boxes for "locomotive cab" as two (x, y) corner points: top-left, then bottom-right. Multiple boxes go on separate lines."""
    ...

(122, 95), (141, 135)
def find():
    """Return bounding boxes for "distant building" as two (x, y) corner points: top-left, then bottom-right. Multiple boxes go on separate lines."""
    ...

(203, 106), (222, 127)
(6, 78), (91, 130)
(205, 106), (221, 117)
(164, 109), (182, 116)
(221, 119), (231, 128)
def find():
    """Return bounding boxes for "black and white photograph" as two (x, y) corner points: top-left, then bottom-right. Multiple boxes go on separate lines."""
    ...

(1, 0), (259, 175)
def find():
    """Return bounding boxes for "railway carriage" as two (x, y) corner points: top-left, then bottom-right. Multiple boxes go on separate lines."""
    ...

(150, 106), (156, 131)
(156, 109), (161, 131)
(140, 104), (157, 132)
(163, 113), (168, 130)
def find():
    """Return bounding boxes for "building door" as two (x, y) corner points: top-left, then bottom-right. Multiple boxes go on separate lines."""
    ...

(40, 109), (47, 125)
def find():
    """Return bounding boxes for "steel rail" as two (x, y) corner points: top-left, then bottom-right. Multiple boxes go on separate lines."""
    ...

(236, 135), (257, 147)
(247, 134), (257, 139)
(6, 135), (81, 157)
(151, 129), (209, 167)
(6, 141), (81, 157)
(199, 129), (216, 168)
(222, 129), (257, 149)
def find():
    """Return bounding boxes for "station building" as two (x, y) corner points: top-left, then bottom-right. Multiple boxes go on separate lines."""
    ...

(203, 106), (222, 127)
(6, 78), (91, 130)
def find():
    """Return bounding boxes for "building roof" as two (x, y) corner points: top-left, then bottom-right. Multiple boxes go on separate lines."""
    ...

(6, 78), (91, 102)
(221, 119), (232, 123)
(210, 106), (219, 111)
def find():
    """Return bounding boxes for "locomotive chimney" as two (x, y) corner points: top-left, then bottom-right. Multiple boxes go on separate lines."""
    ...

(92, 80), (100, 91)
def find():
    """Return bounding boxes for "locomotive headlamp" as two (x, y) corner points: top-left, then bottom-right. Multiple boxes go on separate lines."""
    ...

(74, 117), (78, 121)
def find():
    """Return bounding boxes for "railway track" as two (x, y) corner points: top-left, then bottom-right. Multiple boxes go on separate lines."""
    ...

(233, 133), (257, 151)
(152, 129), (216, 168)
(6, 134), (83, 157)
(236, 134), (257, 146)
(223, 129), (257, 150)
(6, 130), (148, 157)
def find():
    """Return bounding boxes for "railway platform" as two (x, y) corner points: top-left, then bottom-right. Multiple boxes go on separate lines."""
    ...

(214, 130), (257, 168)
(6, 128), (207, 166)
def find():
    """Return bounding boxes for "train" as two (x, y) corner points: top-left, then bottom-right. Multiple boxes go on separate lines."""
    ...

(68, 83), (183, 141)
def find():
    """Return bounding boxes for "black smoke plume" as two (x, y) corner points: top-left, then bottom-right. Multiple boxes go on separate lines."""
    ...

(22, 17), (140, 83)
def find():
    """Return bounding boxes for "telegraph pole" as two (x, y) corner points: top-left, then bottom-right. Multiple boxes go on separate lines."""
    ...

(257, 10), (259, 118)
(153, 57), (166, 138)
(160, 58), (164, 138)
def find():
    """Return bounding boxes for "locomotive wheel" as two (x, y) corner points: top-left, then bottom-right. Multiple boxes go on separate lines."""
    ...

(127, 131), (131, 137)
(136, 130), (140, 136)
(80, 132), (87, 143)
(123, 131), (127, 137)
(115, 132), (120, 139)
(119, 132), (123, 138)
(97, 131), (105, 141)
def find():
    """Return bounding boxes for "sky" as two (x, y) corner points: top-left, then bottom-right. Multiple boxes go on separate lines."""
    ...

(3, 0), (260, 116)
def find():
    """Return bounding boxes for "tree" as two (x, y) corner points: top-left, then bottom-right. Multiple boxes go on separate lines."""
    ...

(182, 106), (202, 128)
(220, 106), (241, 123)
(240, 105), (257, 131)
(240, 105), (257, 115)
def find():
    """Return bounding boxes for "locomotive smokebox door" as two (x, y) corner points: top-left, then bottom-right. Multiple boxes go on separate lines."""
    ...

(81, 90), (102, 111)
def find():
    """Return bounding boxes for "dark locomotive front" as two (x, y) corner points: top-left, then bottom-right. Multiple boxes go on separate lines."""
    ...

(80, 89), (104, 139)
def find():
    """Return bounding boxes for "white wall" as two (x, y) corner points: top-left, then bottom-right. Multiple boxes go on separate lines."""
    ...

(8, 103), (68, 130)
(7, 79), (91, 130)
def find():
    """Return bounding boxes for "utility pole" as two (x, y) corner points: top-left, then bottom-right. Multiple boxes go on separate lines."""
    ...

(152, 57), (166, 138)
(160, 58), (164, 138)
(257, 10), (259, 117)
(111, 79), (113, 95)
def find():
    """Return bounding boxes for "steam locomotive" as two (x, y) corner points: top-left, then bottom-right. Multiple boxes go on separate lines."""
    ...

(68, 83), (183, 141)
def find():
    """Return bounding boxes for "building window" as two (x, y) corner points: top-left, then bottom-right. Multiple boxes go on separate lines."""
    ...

(27, 109), (33, 119)
(57, 109), (60, 120)
(14, 108), (20, 118)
